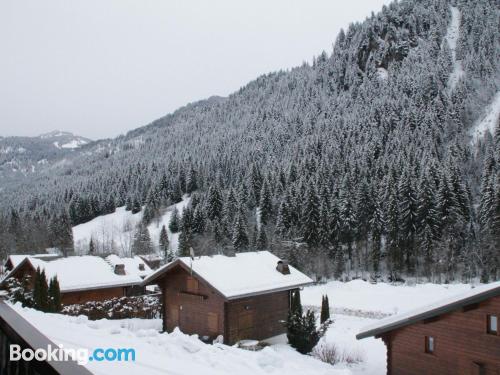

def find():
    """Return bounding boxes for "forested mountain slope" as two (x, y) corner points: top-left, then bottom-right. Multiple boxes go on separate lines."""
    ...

(1, 0), (499, 282)
(0, 131), (91, 188)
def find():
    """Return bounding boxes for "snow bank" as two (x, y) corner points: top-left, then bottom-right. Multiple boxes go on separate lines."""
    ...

(73, 196), (191, 256)
(470, 91), (500, 145)
(12, 304), (347, 375)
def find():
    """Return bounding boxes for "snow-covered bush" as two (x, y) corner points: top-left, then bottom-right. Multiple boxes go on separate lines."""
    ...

(312, 343), (339, 365)
(4, 275), (34, 307)
(62, 295), (161, 320)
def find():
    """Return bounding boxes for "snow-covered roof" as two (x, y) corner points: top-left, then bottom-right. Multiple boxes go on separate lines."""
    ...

(357, 281), (500, 340)
(5, 254), (60, 268)
(105, 255), (152, 278)
(7, 256), (143, 293)
(143, 251), (313, 299)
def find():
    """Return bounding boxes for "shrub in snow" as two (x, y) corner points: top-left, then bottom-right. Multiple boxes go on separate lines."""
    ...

(312, 343), (339, 365)
(62, 295), (161, 320)
(286, 290), (330, 354)
(4, 275), (33, 308)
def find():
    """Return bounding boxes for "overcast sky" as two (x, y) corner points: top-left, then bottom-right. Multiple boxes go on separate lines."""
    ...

(0, 0), (392, 140)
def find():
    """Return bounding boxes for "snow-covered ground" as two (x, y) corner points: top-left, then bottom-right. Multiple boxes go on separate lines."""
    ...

(301, 279), (472, 316)
(10, 280), (477, 375)
(470, 91), (500, 145)
(73, 196), (190, 256)
(444, 6), (464, 94)
(12, 304), (347, 375)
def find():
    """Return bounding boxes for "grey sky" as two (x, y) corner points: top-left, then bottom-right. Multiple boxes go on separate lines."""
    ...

(0, 0), (392, 140)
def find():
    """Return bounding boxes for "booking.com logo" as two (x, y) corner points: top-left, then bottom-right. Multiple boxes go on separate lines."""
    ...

(10, 344), (136, 365)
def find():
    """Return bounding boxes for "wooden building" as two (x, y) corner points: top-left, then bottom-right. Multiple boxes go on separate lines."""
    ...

(357, 282), (500, 375)
(142, 251), (313, 345)
(2, 255), (151, 305)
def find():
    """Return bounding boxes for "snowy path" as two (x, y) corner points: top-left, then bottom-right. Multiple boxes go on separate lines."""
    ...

(470, 91), (500, 145)
(445, 6), (464, 95)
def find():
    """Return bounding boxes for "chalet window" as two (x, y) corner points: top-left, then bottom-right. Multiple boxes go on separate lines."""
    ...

(487, 315), (497, 335)
(186, 276), (199, 293)
(425, 336), (435, 354)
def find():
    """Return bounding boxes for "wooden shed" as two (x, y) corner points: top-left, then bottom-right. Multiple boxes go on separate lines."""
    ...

(142, 251), (313, 345)
(2, 255), (150, 305)
(357, 282), (500, 375)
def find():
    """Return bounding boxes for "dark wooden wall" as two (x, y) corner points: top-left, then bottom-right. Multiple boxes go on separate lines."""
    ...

(225, 290), (290, 344)
(62, 286), (126, 305)
(160, 266), (226, 341)
(384, 296), (500, 375)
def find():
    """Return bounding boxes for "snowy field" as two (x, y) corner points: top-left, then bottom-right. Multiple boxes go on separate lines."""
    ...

(73, 196), (190, 256)
(11, 280), (476, 375)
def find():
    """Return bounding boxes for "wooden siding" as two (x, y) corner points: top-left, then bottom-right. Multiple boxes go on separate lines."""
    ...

(61, 287), (126, 305)
(225, 290), (290, 344)
(384, 295), (500, 375)
(160, 266), (226, 341)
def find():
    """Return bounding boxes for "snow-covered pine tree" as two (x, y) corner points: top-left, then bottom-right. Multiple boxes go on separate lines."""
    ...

(169, 207), (180, 233)
(132, 223), (154, 255)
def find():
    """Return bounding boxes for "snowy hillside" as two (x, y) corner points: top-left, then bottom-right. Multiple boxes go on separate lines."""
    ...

(470, 91), (500, 145)
(73, 195), (190, 256)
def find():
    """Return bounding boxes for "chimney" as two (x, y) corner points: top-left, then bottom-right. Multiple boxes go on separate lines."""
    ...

(276, 260), (290, 275)
(138, 263), (145, 271)
(114, 264), (125, 275)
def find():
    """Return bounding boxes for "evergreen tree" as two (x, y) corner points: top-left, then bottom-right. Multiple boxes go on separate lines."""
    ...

(131, 197), (142, 214)
(169, 207), (180, 233)
(398, 172), (418, 273)
(207, 186), (223, 220)
(192, 206), (206, 234)
(259, 179), (273, 226)
(178, 230), (191, 257)
(256, 227), (268, 250)
(232, 212), (249, 252)
(159, 225), (169, 259)
(48, 276), (62, 312)
(320, 295), (330, 324)
(132, 223), (154, 255)
(89, 237), (96, 254)
(302, 184), (320, 248)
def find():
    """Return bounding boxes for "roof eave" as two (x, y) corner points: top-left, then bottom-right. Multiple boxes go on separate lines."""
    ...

(61, 280), (142, 294)
(225, 281), (314, 300)
(356, 286), (500, 340)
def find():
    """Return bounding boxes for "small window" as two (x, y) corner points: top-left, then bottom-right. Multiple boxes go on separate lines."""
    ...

(487, 315), (497, 335)
(425, 336), (435, 354)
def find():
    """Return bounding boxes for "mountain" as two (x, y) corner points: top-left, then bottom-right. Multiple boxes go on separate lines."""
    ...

(0, 131), (92, 187)
(1, 0), (499, 282)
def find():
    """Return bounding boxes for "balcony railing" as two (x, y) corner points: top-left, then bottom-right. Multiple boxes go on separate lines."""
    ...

(0, 300), (94, 375)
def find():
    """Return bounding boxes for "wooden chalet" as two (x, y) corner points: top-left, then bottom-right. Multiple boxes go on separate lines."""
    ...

(2, 255), (152, 305)
(142, 251), (313, 345)
(357, 282), (500, 375)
